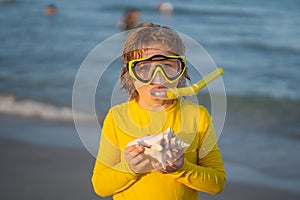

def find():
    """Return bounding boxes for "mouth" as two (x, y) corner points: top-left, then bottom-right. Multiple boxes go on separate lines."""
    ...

(150, 85), (168, 98)
(150, 84), (166, 91)
(150, 85), (168, 99)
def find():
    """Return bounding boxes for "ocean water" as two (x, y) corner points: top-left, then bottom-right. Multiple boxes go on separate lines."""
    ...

(0, 0), (299, 110)
(1, 0), (299, 131)
(1, 0), (300, 190)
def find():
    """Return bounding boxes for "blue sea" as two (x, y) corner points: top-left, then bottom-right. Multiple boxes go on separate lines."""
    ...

(0, 0), (300, 193)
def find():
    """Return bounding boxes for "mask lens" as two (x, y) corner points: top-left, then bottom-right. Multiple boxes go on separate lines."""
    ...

(133, 61), (153, 81)
(160, 59), (182, 79)
(131, 56), (184, 83)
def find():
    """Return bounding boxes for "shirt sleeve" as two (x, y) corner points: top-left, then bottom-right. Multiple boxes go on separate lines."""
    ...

(91, 109), (140, 197)
(168, 109), (226, 194)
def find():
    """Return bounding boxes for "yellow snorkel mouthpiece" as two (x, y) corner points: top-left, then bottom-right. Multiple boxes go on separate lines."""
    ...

(151, 68), (224, 99)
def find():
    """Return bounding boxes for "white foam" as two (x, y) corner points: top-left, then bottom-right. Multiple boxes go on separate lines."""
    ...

(0, 94), (91, 121)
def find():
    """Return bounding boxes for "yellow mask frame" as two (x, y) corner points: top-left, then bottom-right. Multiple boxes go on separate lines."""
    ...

(127, 54), (186, 85)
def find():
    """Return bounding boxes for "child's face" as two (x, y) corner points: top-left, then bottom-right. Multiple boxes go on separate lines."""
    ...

(133, 47), (180, 107)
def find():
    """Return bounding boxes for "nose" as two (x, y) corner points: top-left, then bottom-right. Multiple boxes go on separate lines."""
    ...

(151, 70), (166, 85)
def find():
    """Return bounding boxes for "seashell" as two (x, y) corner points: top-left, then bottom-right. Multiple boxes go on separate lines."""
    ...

(127, 127), (189, 169)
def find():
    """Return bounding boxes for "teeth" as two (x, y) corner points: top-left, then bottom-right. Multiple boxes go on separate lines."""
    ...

(127, 126), (190, 169)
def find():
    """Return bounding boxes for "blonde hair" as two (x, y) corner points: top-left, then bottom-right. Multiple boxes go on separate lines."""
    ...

(120, 22), (190, 100)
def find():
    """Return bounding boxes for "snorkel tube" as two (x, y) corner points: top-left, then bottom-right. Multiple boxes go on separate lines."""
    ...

(151, 68), (224, 99)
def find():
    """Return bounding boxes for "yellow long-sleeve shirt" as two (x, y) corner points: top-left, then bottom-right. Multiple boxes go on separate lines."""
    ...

(92, 99), (226, 200)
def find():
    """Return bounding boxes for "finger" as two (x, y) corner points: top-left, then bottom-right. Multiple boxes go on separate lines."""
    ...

(166, 160), (177, 169)
(131, 158), (150, 173)
(125, 145), (137, 152)
(172, 152), (184, 163)
(126, 144), (144, 153)
(136, 159), (150, 169)
(151, 162), (167, 174)
(151, 161), (160, 170)
(166, 165), (176, 172)
(125, 145), (145, 160)
(130, 154), (144, 166)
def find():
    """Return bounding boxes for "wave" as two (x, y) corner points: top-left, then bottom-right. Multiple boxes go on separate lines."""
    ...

(227, 94), (300, 139)
(240, 41), (300, 54)
(1, 92), (299, 138)
(98, 3), (256, 18)
(197, 92), (300, 138)
(0, 0), (17, 5)
(0, 94), (91, 122)
(208, 38), (300, 55)
(174, 5), (256, 18)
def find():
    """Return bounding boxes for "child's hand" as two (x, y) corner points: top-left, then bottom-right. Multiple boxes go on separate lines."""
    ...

(124, 144), (150, 174)
(152, 149), (184, 174)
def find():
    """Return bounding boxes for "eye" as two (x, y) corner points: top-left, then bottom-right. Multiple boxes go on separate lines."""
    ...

(164, 63), (175, 68)
(162, 61), (179, 70)
(137, 64), (150, 72)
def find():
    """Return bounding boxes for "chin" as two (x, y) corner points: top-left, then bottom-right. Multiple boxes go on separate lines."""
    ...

(146, 94), (163, 104)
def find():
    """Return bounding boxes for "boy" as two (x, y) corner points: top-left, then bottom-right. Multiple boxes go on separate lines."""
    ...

(92, 22), (226, 200)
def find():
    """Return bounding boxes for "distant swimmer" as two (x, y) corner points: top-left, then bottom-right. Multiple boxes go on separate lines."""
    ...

(44, 4), (57, 16)
(158, 2), (173, 15)
(118, 8), (141, 30)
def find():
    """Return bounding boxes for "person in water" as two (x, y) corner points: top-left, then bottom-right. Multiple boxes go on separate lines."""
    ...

(92, 22), (226, 200)
(118, 8), (140, 30)
(44, 4), (56, 16)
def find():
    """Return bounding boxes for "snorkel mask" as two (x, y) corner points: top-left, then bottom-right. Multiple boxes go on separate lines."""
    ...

(128, 54), (186, 85)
